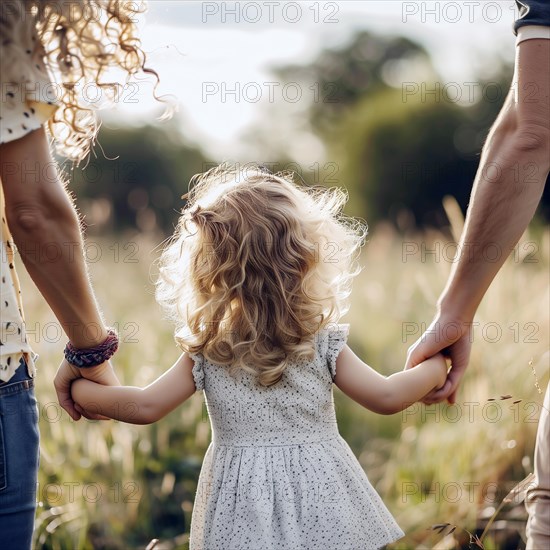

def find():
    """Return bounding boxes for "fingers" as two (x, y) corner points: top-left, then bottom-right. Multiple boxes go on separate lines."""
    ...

(54, 361), (82, 421)
(404, 330), (448, 371)
(421, 379), (453, 405)
(58, 392), (82, 421)
(75, 404), (111, 421)
(404, 340), (431, 370)
(420, 359), (467, 404)
(447, 388), (458, 406)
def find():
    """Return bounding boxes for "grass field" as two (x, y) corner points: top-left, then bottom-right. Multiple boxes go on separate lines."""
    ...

(19, 209), (549, 549)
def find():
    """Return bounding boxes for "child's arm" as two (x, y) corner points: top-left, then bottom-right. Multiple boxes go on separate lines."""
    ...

(334, 346), (448, 415)
(71, 353), (197, 424)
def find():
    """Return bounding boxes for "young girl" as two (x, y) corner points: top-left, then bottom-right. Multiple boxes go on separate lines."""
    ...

(71, 165), (449, 549)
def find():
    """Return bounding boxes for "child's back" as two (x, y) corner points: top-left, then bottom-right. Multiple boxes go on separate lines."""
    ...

(189, 324), (403, 549)
(71, 165), (448, 549)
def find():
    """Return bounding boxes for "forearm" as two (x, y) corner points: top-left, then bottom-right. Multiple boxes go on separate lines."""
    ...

(440, 119), (548, 319)
(72, 379), (154, 424)
(71, 354), (196, 424)
(1, 128), (107, 347)
(440, 40), (550, 321)
(9, 203), (108, 346)
(382, 357), (447, 413)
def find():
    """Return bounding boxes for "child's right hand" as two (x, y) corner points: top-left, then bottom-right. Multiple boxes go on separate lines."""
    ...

(71, 378), (111, 420)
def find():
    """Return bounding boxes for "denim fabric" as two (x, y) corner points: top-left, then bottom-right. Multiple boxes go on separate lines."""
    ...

(0, 358), (39, 550)
(514, 1), (550, 33)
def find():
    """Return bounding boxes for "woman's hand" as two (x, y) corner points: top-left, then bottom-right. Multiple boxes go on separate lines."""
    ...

(54, 359), (119, 420)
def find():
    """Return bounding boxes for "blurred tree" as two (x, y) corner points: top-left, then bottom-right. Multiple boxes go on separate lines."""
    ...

(62, 121), (211, 235)
(268, 31), (549, 228)
(276, 31), (433, 133)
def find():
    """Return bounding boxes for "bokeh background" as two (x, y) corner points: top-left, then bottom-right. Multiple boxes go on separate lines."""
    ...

(17, 1), (550, 548)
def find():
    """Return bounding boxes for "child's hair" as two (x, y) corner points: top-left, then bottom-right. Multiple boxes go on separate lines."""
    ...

(156, 164), (367, 386)
(9, 0), (169, 161)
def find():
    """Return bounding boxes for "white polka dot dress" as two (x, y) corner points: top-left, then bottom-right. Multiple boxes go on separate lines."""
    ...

(0, 0), (57, 380)
(188, 324), (404, 549)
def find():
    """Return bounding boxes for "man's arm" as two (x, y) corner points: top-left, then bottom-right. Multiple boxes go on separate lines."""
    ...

(405, 38), (550, 404)
(0, 127), (118, 419)
(440, 39), (549, 321)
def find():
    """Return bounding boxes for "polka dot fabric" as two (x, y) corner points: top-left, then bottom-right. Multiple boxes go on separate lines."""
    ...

(188, 324), (404, 549)
(0, 2), (59, 145)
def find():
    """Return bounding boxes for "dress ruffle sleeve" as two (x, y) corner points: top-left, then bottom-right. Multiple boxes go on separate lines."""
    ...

(326, 323), (350, 381)
(189, 352), (205, 392)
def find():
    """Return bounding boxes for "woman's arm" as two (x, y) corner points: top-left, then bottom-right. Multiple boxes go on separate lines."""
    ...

(1, 128), (110, 348)
(0, 127), (119, 420)
(334, 346), (448, 415)
(71, 353), (197, 424)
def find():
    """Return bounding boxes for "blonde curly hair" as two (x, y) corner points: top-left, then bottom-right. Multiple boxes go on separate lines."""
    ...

(156, 164), (367, 387)
(3, 0), (167, 161)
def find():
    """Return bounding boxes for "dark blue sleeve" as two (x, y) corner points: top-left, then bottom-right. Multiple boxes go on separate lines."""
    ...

(514, 1), (550, 35)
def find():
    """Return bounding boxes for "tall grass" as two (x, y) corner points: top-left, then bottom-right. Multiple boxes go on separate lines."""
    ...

(18, 217), (548, 549)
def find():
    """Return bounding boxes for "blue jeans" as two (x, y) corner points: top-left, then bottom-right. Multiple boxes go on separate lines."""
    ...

(0, 358), (39, 550)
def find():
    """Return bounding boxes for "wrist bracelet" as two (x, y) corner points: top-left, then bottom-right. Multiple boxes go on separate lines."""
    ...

(64, 328), (119, 368)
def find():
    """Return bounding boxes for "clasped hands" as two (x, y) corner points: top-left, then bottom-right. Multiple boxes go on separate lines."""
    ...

(404, 315), (472, 405)
(54, 358), (119, 420)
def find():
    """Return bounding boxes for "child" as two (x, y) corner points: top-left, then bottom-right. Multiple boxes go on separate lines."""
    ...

(71, 165), (449, 549)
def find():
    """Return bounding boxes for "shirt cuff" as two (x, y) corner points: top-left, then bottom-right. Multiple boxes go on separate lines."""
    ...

(517, 25), (550, 46)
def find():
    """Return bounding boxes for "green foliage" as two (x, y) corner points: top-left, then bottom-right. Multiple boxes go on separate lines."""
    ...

(271, 30), (550, 228)
(61, 121), (211, 235)
(329, 88), (474, 226)
(21, 224), (548, 548)
(274, 31), (432, 131)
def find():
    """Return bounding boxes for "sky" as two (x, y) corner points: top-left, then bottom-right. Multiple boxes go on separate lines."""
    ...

(101, 1), (520, 157)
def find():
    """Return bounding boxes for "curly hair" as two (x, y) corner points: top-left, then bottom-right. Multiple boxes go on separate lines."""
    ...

(156, 164), (367, 387)
(3, 0), (168, 162)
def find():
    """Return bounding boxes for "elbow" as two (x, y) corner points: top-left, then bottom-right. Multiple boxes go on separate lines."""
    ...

(514, 125), (550, 161)
(135, 402), (162, 425)
(6, 204), (48, 235)
(376, 403), (403, 416)
(371, 392), (408, 415)
(8, 202), (76, 233)
(6, 202), (80, 254)
(490, 102), (550, 166)
(495, 118), (550, 169)
(379, 388), (418, 415)
(497, 93), (550, 152)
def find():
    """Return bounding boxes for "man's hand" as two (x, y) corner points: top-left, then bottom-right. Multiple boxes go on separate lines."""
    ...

(404, 314), (473, 405)
(54, 359), (119, 420)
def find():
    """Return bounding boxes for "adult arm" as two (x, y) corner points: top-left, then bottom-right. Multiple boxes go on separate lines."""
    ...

(405, 38), (550, 404)
(0, 127), (118, 419)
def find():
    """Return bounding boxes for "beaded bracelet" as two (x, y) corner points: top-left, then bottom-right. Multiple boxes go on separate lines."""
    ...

(64, 328), (119, 368)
